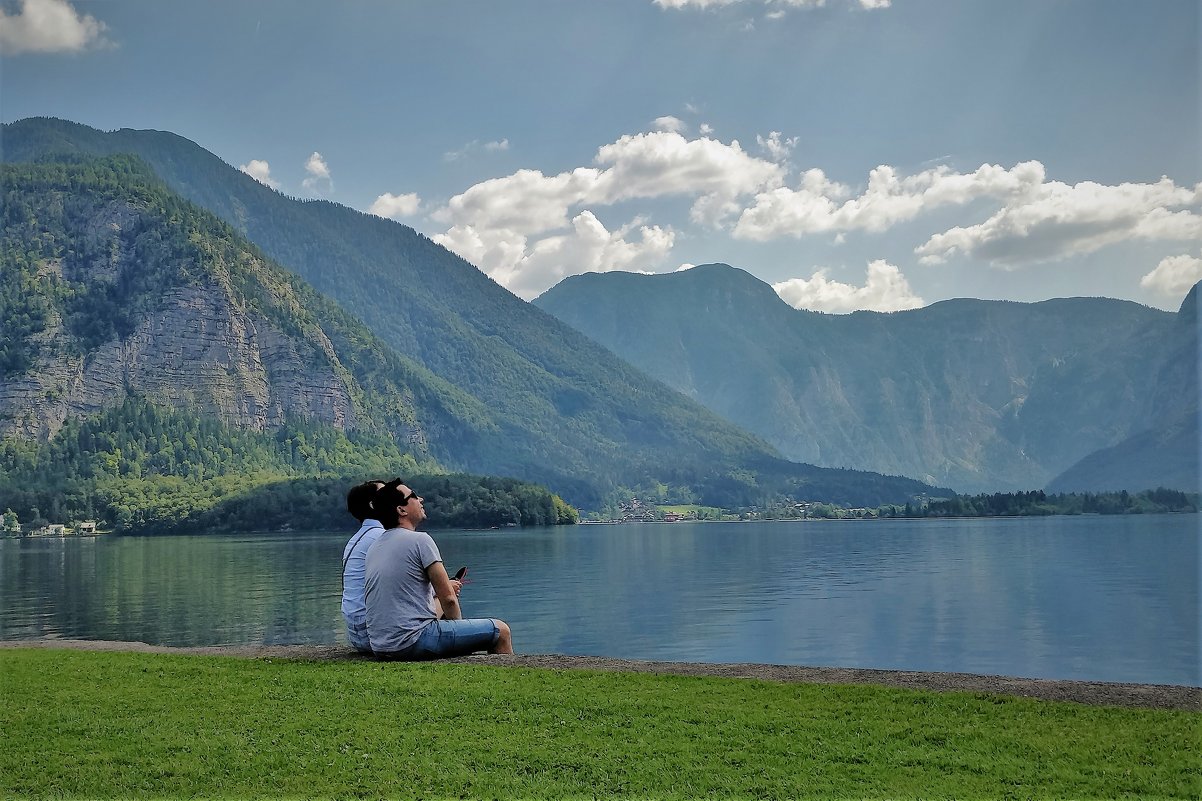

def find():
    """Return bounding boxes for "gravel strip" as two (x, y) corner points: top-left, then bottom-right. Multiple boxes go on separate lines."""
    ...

(4, 638), (1198, 711)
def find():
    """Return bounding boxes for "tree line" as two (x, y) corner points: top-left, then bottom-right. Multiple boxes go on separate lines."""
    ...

(881, 489), (1197, 518)
(0, 396), (577, 534)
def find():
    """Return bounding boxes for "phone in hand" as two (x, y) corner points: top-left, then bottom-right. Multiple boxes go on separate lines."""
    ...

(453, 566), (469, 582)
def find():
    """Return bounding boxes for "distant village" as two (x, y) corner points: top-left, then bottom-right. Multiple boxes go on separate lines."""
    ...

(587, 498), (884, 524)
(0, 511), (102, 538)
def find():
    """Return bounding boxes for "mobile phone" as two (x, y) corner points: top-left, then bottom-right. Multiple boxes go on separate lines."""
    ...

(453, 566), (469, 581)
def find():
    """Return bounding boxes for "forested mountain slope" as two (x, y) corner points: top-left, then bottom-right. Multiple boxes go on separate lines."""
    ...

(535, 264), (1197, 493)
(0, 123), (945, 508)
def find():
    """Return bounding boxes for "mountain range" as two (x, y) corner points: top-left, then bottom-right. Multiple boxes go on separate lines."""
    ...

(534, 265), (1199, 494)
(0, 118), (943, 510)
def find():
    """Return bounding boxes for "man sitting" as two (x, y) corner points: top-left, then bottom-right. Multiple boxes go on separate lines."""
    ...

(365, 479), (513, 659)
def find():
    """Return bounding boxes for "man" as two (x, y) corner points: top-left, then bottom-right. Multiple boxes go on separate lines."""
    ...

(365, 478), (513, 659)
(341, 480), (386, 653)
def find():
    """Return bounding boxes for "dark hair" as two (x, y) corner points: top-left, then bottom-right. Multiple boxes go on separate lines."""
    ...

(371, 478), (410, 529)
(346, 480), (384, 523)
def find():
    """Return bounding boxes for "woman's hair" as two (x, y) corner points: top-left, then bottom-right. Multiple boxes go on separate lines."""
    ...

(370, 478), (410, 528)
(345, 480), (384, 523)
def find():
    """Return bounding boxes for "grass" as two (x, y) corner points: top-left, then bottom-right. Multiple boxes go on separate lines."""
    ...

(0, 649), (1197, 800)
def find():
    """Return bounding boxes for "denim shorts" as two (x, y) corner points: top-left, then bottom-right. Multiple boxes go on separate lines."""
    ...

(376, 618), (500, 661)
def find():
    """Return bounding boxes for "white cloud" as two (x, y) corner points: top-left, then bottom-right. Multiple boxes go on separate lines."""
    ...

(433, 129), (783, 281)
(432, 166), (604, 235)
(653, 0), (889, 11)
(699, 123), (714, 135)
(590, 131), (784, 225)
(735, 161), (1044, 240)
(1140, 253), (1202, 297)
(301, 151), (332, 193)
(369, 192), (422, 220)
(916, 177), (1202, 266)
(0, 0), (108, 54)
(445, 139), (511, 161)
(653, 115), (687, 134)
(430, 129), (787, 296)
(773, 260), (924, 313)
(238, 159), (279, 190)
(439, 212), (674, 299)
(756, 130), (798, 163)
(653, 0), (741, 7)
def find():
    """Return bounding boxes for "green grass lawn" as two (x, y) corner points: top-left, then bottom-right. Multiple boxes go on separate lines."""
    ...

(1, 649), (1197, 799)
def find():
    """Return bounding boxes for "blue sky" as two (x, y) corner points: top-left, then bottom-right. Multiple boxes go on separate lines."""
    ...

(2, 0), (1199, 311)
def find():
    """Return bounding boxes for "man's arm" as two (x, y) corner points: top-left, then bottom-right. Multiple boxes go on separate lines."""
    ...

(426, 562), (462, 620)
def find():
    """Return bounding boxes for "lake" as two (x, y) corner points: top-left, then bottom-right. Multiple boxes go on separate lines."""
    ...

(2, 515), (1197, 686)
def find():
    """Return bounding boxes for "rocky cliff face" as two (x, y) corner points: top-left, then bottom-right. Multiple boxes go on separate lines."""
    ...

(0, 280), (359, 440)
(0, 177), (373, 445)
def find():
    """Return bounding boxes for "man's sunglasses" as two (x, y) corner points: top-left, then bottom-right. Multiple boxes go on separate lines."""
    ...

(384, 479), (421, 506)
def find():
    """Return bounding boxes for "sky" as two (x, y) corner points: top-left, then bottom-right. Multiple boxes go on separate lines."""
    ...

(1, 0), (1199, 312)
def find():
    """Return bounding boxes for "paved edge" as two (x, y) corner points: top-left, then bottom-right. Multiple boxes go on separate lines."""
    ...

(3, 639), (1198, 711)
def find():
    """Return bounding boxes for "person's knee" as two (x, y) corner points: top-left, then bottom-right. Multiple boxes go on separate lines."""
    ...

(492, 619), (512, 653)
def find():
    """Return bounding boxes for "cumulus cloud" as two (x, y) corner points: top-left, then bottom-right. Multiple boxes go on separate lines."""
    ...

(444, 139), (511, 161)
(653, 115), (687, 134)
(1140, 253), (1202, 297)
(654, 0), (889, 11)
(735, 161), (1045, 240)
(699, 123), (714, 135)
(432, 129), (786, 295)
(653, 0), (740, 7)
(0, 0), (108, 54)
(438, 212), (674, 299)
(773, 260), (924, 313)
(301, 151), (332, 193)
(756, 131), (798, 163)
(916, 177), (1202, 266)
(238, 159), (279, 190)
(369, 192), (422, 220)
(590, 131), (784, 224)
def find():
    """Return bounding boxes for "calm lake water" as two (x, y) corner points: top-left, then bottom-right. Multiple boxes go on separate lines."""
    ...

(2, 515), (1197, 686)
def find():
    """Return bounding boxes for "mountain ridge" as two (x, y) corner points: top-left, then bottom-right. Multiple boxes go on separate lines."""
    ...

(1, 119), (947, 508)
(535, 264), (1197, 493)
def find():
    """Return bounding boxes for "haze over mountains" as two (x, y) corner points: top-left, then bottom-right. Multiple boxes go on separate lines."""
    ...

(0, 117), (944, 510)
(535, 265), (1200, 494)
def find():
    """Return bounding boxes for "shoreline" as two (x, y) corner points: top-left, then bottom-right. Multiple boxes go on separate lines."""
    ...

(4, 638), (1197, 711)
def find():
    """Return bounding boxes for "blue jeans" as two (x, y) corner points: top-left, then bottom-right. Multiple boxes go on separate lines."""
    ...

(375, 618), (499, 661)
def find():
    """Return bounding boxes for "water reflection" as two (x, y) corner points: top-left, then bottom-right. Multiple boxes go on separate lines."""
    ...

(1, 516), (1197, 685)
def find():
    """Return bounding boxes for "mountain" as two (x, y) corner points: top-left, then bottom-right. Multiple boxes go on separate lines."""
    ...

(0, 120), (944, 508)
(1047, 284), (1199, 492)
(534, 264), (1198, 493)
(0, 156), (495, 468)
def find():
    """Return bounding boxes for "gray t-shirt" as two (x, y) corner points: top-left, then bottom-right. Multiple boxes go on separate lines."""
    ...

(364, 527), (442, 653)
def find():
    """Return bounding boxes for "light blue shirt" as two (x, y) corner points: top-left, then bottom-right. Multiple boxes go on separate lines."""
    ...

(341, 519), (384, 652)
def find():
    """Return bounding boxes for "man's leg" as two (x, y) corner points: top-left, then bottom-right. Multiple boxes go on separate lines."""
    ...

(491, 619), (513, 654)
